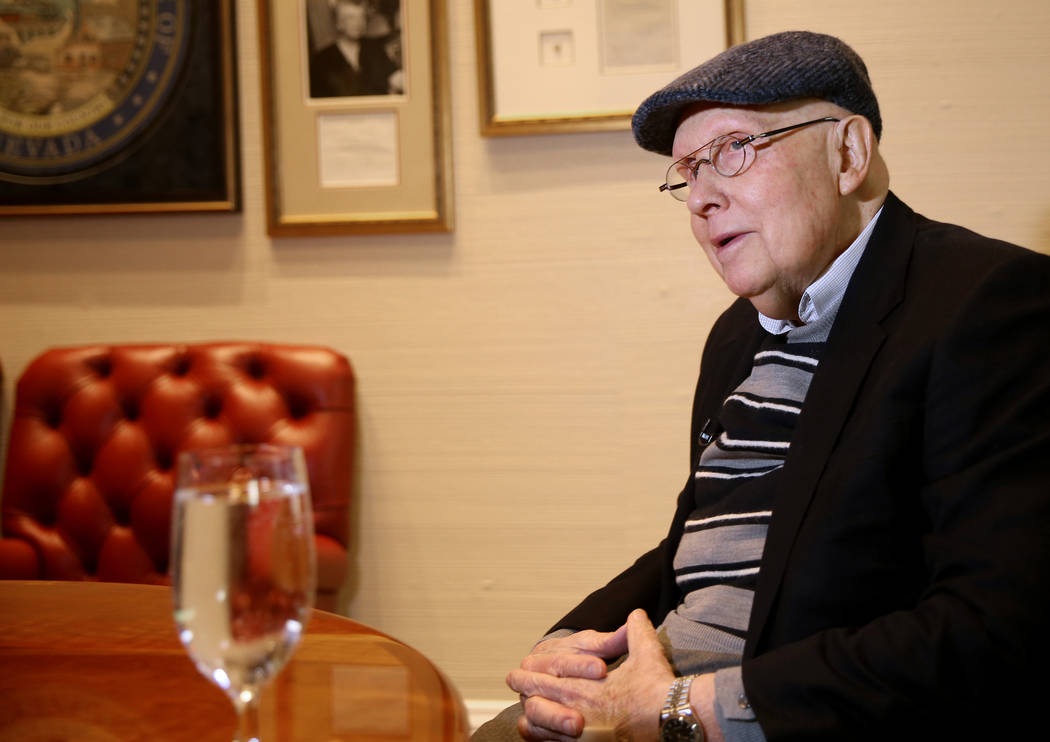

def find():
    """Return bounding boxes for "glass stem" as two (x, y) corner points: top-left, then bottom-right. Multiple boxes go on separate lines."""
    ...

(233, 690), (261, 742)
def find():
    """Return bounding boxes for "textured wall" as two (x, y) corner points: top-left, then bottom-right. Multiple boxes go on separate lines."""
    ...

(0, 0), (1047, 702)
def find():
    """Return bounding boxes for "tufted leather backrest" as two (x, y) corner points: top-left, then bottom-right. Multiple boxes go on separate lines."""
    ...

(0, 343), (354, 606)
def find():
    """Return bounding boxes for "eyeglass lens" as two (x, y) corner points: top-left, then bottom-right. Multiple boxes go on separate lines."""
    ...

(664, 135), (752, 201)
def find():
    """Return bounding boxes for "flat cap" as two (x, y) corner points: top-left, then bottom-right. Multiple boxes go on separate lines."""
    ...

(632, 30), (881, 156)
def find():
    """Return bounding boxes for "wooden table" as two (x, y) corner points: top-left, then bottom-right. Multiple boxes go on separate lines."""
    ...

(0, 580), (469, 742)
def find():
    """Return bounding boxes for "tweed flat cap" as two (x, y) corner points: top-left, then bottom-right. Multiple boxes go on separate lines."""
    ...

(632, 31), (881, 156)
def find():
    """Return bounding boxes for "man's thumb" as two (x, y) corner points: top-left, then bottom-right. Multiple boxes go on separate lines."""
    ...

(625, 608), (663, 660)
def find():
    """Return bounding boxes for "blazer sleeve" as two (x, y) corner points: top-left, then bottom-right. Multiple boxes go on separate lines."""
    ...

(741, 244), (1050, 740)
(547, 539), (668, 635)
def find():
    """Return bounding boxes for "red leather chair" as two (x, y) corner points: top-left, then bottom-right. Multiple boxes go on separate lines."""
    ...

(0, 343), (355, 611)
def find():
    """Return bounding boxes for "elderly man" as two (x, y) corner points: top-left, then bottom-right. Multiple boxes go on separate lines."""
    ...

(474, 31), (1050, 742)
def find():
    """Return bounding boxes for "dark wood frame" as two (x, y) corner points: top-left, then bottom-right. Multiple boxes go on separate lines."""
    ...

(0, 0), (240, 216)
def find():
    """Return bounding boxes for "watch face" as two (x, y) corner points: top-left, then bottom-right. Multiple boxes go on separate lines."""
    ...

(660, 717), (702, 742)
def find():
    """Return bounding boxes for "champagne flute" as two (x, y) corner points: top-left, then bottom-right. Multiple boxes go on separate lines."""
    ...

(171, 444), (316, 742)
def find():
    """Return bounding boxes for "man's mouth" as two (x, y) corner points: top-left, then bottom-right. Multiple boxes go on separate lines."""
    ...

(713, 232), (746, 249)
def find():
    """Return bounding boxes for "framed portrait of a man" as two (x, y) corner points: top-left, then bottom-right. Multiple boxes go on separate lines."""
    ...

(305, 0), (404, 99)
(257, 0), (452, 235)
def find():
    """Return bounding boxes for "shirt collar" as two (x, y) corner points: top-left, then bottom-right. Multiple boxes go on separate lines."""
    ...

(758, 206), (884, 335)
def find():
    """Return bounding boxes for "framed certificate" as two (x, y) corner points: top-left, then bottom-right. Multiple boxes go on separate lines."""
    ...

(0, 0), (240, 215)
(475, 0), (745, 136)
(257, 0), (454, 235)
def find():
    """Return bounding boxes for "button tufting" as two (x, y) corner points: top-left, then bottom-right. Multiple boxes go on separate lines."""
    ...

(287, 395), (310, 420)
(111, 504), (130, 526)
(122, 399), (140, 421)
(43, 402), (63, 429)
(247, 355), (266, 380)
(87, 355), (112, 378)
(75, 452), (93, 477)
(203, 396), (222, 419)
(1, 343), (352, 598)
(172, 354), (191, 376)
(155, 449), (174, 471)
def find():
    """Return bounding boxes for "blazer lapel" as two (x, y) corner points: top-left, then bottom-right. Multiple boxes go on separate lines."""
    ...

(745, 193), (916, 657)
(704, 304), (769, 423)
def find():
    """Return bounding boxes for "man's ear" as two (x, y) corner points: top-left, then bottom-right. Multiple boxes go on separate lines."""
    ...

(836, 115), (876, 196)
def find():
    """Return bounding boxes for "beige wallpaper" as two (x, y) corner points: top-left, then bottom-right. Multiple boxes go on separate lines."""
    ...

(0, 0), (1047, 703)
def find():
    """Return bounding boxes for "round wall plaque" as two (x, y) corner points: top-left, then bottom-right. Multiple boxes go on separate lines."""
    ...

(0, 0), (191, 184)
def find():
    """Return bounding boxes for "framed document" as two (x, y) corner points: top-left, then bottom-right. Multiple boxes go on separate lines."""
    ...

(475, 0), (745, 136)
(257, 0), (454, 236)
(0, 0), (240, 215)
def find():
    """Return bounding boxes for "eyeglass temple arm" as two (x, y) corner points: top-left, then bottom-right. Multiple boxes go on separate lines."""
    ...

(659, 182), (689, 193)
(732, 116), (841, 149)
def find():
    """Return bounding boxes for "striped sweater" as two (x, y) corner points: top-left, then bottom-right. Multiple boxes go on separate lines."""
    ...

(658, 332), (825, 672)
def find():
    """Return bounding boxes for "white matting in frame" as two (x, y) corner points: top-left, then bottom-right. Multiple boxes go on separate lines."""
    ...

(598, 0), (678, 74)
(317, 111), (400, 188)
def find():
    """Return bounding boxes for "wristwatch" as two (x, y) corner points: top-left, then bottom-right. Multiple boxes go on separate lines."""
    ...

(659, 675), (705, 742)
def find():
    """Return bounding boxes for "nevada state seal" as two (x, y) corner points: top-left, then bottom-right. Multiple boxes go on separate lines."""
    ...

(0, 0), (190, 184)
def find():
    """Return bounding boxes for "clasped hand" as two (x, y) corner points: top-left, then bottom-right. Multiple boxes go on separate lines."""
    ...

(506, 609), (674, 742)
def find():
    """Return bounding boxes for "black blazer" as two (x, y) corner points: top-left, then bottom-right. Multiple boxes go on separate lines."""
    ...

(553, 193), (1050, 739)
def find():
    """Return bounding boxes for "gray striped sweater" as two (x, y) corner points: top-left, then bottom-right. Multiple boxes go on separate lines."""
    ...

(658, 330), (826, 676)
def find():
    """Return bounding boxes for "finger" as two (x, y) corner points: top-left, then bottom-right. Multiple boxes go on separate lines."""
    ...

(540, 627), (628, 658)
(507, 668), (591, 709)
(521, 650), (607, 679)
(520, 695), (585, 740)
(598, 621), (630, 658)
(624, 608), (665, 665)
(516, 712), (579, 742)
(507, 668), (565, 699)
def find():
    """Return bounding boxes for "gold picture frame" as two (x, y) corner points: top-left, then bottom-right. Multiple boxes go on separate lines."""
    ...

(475, 0), (746, 137)
(257, 0), (453, 236)
(0, 0), (239, 215)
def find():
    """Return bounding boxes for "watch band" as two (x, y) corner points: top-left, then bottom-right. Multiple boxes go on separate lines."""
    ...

(659, 675), (704, 742)
(661, 674), (695, 722)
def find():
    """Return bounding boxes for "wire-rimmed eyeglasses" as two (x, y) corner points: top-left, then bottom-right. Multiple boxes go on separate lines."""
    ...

(659, 117), (841, 201)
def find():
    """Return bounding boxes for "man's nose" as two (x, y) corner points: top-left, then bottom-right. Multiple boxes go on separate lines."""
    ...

(685, 167), (728, 217)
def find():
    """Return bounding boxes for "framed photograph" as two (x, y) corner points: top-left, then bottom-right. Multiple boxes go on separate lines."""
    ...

(257, 0), (453, 236)
(475, 0), (746, 136)
(0, 0), (240, 215)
